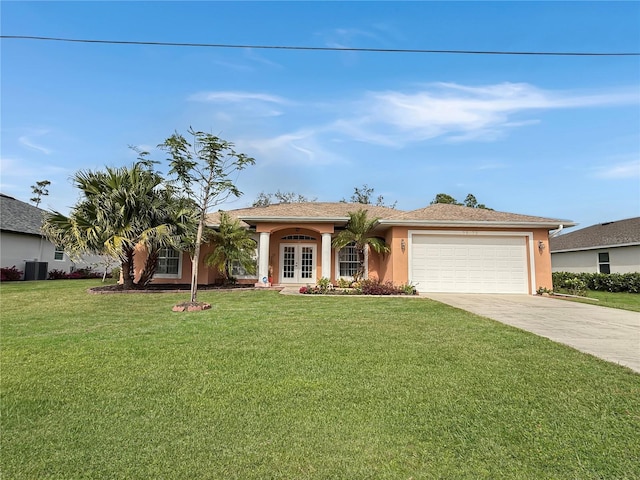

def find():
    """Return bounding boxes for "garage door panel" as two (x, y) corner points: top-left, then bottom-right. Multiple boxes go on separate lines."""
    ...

(411, 234), (528, 294)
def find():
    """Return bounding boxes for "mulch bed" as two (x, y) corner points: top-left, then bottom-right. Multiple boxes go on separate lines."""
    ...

(89, 284), (257, 294)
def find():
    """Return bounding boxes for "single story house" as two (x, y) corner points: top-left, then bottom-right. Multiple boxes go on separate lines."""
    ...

(0, 193), (102, 279)
(134, 202), (574, 295)
(550, 217), (640, 274)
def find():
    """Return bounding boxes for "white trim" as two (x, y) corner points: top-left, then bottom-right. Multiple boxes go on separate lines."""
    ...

(551, 242), (640, 253)
(154, 247), (183, 279)
(408, 230), (535, 294)
(381, 219), (571, 229)
(334, 243), (369, 281)
(230, 235), (259, 280)
(280, 243), (317, 284)
(53, 246), (65, 261)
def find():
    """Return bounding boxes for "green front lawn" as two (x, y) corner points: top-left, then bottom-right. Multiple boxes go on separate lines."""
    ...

(555, 289), (640, 312)
(1, 280), (638, 479)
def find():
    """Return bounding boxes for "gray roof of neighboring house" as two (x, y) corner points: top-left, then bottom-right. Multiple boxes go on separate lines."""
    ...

(549, 217), (640, 253)
(0, 194), (45, 236)
(206, 202), (572, 230)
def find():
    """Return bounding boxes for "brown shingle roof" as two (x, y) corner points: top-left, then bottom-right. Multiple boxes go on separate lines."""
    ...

(206, 202), (572, 229)
(395, 203), (570, 225)
(550, 217), (640, 252)
(205, 202), (403, 226)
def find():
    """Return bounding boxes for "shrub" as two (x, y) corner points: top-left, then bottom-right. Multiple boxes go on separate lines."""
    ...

(48, 269), (68, 280)
(299, 278), (417, 296)
(316, 277), (333, 293)
(110, 267), (121, 280)
(398, 283), (417, 295)
(563, 277), (587, 296)
(336, 278), (353, 289)
(552, 272), (640, 294)
(73, 267), (101, 279)
(0, 266), (23, 281)
(359, 278), (403, 296)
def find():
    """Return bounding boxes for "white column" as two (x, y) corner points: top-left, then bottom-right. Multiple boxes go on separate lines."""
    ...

(364, 244), (369, 279)
(256, 231), (271, 287)
(321, 233), (332, 280)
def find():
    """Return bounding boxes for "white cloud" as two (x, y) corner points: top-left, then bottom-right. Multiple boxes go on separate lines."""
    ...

(185, 83), (639, 171)
(188, 91), (289, 104)
(594, 159), (640, 179)
(18, 130), (52, 155)
(331, 82), (639, 145)
(240, 129), (344, 166)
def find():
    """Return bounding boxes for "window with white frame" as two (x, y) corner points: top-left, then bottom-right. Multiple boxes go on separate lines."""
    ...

(338, 242), (360, 278)
(598, 252), (610, 274)
(54, 246), (64, 261)
(156, 247), (181, 277)
(230, 240), (258, 278)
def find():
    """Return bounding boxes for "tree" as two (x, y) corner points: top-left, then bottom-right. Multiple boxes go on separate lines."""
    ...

(42, 163), (182, 289)
(30, 180), (51, 207)
(159, 128), (255, 304)
(342, 184), (397, 208)
(430, 193), (461, 205)
(205, 211), (257, 283)
(252, 190), (316, 207)
(431, 193), (492, 209)
(331, 209), (390, 281)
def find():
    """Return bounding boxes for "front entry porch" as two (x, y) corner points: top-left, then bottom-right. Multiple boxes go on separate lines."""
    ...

(254, 227), (334, 287)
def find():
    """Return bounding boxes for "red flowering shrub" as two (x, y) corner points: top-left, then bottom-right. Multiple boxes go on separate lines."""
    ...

(0, 266), (23, 281)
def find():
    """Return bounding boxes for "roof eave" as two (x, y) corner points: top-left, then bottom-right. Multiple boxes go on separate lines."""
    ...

(379, 219), (574, 229)
(551, 242), (640, 253)
(236, 215), (352, 224)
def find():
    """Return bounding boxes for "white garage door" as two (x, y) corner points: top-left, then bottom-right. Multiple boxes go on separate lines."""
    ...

(411, 234), (529, 294)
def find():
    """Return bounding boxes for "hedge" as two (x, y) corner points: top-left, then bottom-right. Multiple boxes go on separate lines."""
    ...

(552, 272), (640, 294)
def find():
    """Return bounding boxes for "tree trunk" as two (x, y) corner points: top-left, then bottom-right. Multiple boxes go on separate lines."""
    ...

(138, 249), (160, 287)
(356, 246), (366, 282)
(121, 247), (135, 289)
(189, 174), (213, 304)
(190, 220), (203, 303)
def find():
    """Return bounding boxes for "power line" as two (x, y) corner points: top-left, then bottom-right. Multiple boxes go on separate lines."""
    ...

(1, 35), (639, 56)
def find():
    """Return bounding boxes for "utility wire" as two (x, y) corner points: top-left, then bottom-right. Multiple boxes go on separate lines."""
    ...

(1, 35), (639, 56)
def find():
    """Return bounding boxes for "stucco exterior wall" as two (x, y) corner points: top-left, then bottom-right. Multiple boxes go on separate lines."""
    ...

(137, 243), (222, 285)
(379, 226), (553, 294)
(0, 231), (102, 278)
(551, 245), (640, 274)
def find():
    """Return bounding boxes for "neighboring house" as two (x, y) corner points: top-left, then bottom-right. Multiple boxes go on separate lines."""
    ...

(550, 217), (640, 274)
(133, 202), (573, 295)
(0, 194), (102, 279)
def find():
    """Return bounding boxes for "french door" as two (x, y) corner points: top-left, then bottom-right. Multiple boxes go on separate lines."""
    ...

(280, 244), (316, 283)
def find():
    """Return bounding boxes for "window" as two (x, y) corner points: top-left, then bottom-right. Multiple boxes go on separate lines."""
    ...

(230, 240), (258, 278)
(281, 235), (316, 241)
(156, 247), (181, 277)
(230, 259), (257, 278)
(54, 246), (64, 261)
(598, 252), (610, 274)
(338, 242), (360, 278)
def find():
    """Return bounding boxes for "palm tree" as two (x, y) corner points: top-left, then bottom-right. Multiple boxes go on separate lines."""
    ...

(205, 211), (256, 283)
(331, 208), (390, 281)
(42, 163), (184, 289)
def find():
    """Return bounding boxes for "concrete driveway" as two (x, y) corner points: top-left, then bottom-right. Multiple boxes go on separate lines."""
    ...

(421, 293), (640, 373)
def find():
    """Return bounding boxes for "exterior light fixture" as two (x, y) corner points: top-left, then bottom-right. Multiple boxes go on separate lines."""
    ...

(538, 240), (545, 253)
(401, 239), (406, 253)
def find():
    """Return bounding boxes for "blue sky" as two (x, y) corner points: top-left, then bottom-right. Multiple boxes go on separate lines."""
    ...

(2, 1), (639, 230)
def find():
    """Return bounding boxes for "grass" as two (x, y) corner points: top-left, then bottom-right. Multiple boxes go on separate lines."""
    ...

(1, 280), (639, 479)
(554, 289), (640, 312)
